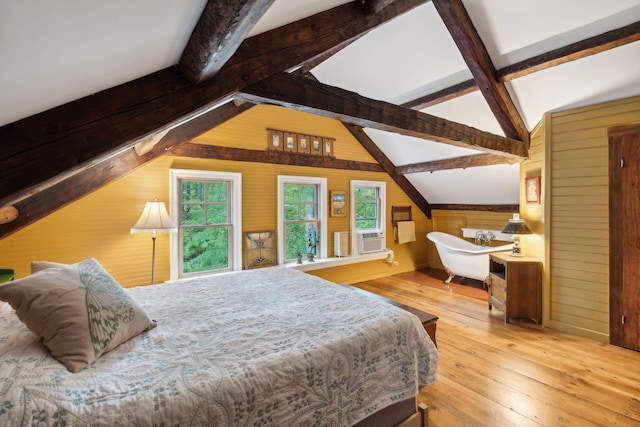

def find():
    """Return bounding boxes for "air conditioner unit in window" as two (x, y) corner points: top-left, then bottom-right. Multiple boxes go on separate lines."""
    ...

(356, 231), (385, 254)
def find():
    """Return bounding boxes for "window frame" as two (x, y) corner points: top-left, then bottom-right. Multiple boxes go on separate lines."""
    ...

(169, 169), (242, 279)
(277, 175), (327, 264)
(350, 180), (386, 255)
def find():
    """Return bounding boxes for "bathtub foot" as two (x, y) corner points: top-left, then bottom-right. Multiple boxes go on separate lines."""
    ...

(444, 268), (455, 284)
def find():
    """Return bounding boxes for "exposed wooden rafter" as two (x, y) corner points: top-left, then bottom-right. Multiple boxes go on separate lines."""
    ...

(238, 72), (528, 158)
(395, 153), (520, 175)
(0, 0), (427, 206)
(432, 0), (529, 143)
(0, 102), (253, 238)
(299, 70), (433, 218)
(179, 0), (276, 83)
(403, 20), (640, 110)
(169, 142), (384, 172)
(344, 124), (433, 218)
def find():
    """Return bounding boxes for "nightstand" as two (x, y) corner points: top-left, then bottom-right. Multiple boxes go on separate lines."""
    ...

(488, 253), (541, 324)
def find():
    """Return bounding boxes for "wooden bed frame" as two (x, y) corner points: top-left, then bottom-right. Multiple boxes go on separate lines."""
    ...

(397, 403), (429, 427)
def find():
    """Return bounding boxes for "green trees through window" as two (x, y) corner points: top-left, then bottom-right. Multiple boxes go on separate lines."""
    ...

(354, 186), (379, 230)
(283, 183), (319, 260)
(180, 180), (231, 273)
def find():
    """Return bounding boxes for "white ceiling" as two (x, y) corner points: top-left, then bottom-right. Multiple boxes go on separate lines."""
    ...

(1, 0), (639, 205)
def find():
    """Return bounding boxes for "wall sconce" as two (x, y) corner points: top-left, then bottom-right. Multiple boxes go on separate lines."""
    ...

(501, 214), (532, 257)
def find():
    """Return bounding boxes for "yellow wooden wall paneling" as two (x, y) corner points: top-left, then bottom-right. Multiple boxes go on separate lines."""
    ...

(0, 105), (429, 287)
(546, 95), (640, 342)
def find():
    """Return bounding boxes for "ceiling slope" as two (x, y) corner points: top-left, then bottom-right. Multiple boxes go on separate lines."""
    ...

(1, 0), (639, 237)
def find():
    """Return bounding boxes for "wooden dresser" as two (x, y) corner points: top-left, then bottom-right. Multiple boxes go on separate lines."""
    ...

(488, 253), (542, 324)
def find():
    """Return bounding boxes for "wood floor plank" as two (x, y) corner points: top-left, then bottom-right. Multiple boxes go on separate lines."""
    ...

(352, 268), (640, 427)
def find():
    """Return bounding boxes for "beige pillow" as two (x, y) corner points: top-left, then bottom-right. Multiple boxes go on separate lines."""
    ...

(0, 257), (156, 372)
(31, 260), (68, 273)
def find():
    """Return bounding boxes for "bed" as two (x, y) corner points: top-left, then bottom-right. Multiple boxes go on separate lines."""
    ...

(0, 259), (437, 426)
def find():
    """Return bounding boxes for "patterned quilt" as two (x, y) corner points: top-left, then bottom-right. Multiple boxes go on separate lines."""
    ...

(0, 267), (437, 426)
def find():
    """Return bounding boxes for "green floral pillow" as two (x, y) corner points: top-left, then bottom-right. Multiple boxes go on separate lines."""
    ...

(0, 257), (156, 372)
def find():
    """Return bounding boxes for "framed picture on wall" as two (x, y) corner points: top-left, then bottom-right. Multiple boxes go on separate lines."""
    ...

(244, 231), (276, 269)
(323, 138), (334, 157)
(297, 134), (310, 154)
(330, 191), (347, 217)
(267, 129), (283, 151)
(525, 176), (541, 205)
(284, 132), (297, 152)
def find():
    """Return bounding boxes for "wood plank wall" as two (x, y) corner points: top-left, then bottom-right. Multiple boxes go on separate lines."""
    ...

(0, 105), (431, 287)
(546, 96), (640, 342)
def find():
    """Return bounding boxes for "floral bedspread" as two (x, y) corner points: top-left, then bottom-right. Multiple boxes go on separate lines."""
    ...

(0, 267), (437, 426)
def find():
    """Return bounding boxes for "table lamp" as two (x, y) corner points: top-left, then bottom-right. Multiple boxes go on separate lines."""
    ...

(501, 213), (532, 257)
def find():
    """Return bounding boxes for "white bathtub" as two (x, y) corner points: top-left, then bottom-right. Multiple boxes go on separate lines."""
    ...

(427, 231), (513, 284)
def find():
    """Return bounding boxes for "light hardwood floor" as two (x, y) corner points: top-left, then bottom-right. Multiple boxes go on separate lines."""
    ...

(353, 268), (640, 427)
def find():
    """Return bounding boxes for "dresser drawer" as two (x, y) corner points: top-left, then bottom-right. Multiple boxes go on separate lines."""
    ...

(489, 273), (506, 303)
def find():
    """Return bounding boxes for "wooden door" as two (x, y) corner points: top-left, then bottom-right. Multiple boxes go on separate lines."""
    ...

(609, 123), (640, 350)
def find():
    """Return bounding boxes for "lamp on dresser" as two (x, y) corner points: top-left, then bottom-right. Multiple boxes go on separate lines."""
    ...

(501, 214), (532, 257)
(131, 200), (177, 284)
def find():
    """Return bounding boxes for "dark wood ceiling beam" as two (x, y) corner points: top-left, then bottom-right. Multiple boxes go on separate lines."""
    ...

(239, 72), (528, 158)
(498, 20), (640, 81)
(344, 124), (432, 218)
(169, 142), (384, 172)
(432, 0), (529, 143)
(179, 0), (276, 83)
(300, 70), (433, 218)
(395, 153), (520, 175)
(430, 203), (518, 213)
(361, 0), (405, 14)
(0, 102), (253, 237)
(0, 0), (427, 204)
(403, 21), (640, 110)
(401, 79), (478, 110)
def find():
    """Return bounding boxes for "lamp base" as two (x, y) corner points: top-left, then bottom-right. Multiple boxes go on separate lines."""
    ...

(510, 237), (523, 257)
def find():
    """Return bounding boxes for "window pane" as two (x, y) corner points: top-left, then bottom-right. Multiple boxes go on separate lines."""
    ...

(182, 204), (204, 225)
(284, 184), (299, 202)
(364, 203), (377, 218)
(300, 185), (316, 202)
(303, 203), (316, 219)
(182, 181), (204, 202)
(284, 203), (300, 221)
(182, 227), (229, 273)
(285, 222), (307, 259)
(206, 182), (228, 203)
(206, 204), (228, 224)
(354, 186), (379, 230)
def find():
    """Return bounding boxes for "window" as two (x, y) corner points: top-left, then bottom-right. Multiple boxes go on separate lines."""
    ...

(278, 176), (327, 263)
(169, 169), (242, 279)
(350, 180), (386, 253)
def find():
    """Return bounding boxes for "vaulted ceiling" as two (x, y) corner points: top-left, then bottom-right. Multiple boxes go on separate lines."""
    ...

(1, 0), (639, 237)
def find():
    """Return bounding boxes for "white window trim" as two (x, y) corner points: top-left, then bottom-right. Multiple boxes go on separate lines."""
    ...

(350, 180), (386, 255)
(277, 175), (328, 264)
(169, 169), (242, 280)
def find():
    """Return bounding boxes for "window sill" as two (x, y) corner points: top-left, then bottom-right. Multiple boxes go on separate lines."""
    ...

(284, 249), (394, 272)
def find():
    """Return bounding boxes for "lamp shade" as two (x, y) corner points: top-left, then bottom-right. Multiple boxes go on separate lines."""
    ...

(131, 201), (177, 235)
(501, 214), (532, 235)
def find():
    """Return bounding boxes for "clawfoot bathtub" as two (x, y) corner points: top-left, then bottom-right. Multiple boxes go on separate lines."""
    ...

(427, 231), (513, 284)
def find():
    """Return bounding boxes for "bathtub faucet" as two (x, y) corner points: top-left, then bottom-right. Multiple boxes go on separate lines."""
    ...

(475, 231), (495, 247)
